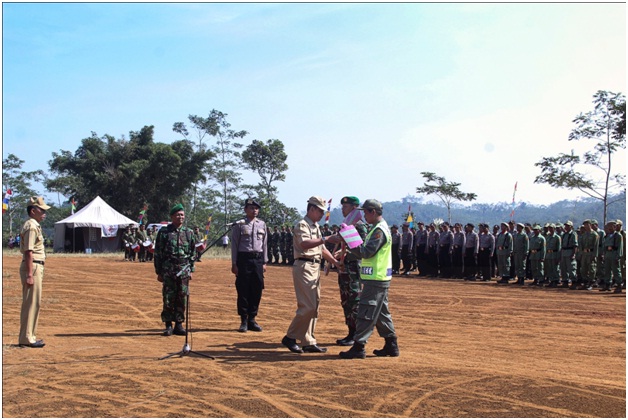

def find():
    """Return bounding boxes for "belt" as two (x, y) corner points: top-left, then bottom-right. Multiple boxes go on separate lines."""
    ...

(297, 257), (322, 264)
(238, 251), (262, 259)
(28, 260), (45, 265)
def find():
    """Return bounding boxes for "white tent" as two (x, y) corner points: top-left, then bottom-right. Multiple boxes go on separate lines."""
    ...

(53, 196), (139, 253)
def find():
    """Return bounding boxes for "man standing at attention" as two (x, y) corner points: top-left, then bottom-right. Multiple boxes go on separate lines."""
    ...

(512, 223), (529, 285)
(335, 196), (368, 346)
(335, 199), (399, 359)
(18, 196), (51, 348)
(231, 198), (267, 333)
(560, 221), (579, 288)
(495, 222), (513, 284)
(282, 196), (342, 354)
(154, 204), (198, 336)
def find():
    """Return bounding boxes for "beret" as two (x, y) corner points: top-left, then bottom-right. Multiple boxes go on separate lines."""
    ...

(170, 203), (184, 215)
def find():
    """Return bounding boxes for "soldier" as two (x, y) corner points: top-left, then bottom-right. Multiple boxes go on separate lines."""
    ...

(146, 225), (156, 262)
(524, 223), (534, 279)
(438, 222), (454, 278)
(129, 226), (139, 262)
(491, 224), (500, 278)
(495, 222), (513, 284)
(512, 223), (529, 285)
(266, 227), (273, 263)
(616, 220), (626, 284)
(426, 223), (440, 277)
(18, 196), (51, 348)
(452, 223), (465, 278)
(390, 225), (401, 275)
(271, 226), (281, 264)
(528, 225), (546, 286)
(135, 223), (148, 262)
(477, 223), (495, 281)
(154, 204), (197, 336)
(122, 227), (134, 261)
(600, 221), (623, 293)
(400, 222), (414, 275)
(231, 198), (268, 332)
(463, 223), (479, 280)
(334, 196), (368, 346)
(560, 221), (578, 288)
(279, 226), (287, 265)
(193, 226), (203, 263)
(285, 225), (295, 265)
(591, 220), (605, 285)
(578, 220), (599, 290)
(544, 224), (562, 287)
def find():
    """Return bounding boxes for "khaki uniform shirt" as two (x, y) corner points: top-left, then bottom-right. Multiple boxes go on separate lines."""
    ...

(293, 216), (323, 259)
(20, 218), (46, 261)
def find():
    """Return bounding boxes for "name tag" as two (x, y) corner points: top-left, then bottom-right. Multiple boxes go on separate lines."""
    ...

(361, 267), (374, 275)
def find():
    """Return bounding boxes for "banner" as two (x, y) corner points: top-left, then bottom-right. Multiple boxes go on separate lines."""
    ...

(324, 198), (332, 224)
(101, 224), (119, 238)
(406, 204), (414, 228)
(3, 189), (13, 214)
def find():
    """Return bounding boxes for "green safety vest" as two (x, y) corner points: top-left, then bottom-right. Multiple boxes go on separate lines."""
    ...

(360, 220), (393, 281)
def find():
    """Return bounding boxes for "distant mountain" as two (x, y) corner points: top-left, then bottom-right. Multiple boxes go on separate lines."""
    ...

(324, 193), (626, 227)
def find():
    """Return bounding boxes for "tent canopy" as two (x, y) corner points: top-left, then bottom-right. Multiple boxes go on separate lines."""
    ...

(53, 196), (139, 252)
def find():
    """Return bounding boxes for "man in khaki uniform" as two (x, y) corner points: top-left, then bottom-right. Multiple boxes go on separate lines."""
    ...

(282, 196), (341, 354)
(19, 196), (51, 348)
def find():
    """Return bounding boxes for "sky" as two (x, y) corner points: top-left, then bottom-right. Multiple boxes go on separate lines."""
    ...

(2, 2), (626, 213)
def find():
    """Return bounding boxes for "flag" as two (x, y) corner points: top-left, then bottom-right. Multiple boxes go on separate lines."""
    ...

(138, 204), (148, 225)
(2, 189), (13, 214)
(406, 204), (414, 228)
(509, 182), (518, 220)
(324, 198), (332, 224)
(70, 198), (77, 215)
(101, 224), (119, 238)
(204, 214), (212, 240)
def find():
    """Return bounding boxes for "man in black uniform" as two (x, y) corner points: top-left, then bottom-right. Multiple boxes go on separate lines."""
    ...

(231, 198), (268, 333)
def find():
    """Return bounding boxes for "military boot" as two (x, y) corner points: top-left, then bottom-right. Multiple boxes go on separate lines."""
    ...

(238, 316), (248, 333)
(163, 322), (173, 336)
(373, 337), (400, 357)
(336, 327), (355, 346)
(247, 316), (262, 332)
(339, 342), (366, 359)
(514, 277), (525, 285)
(173, 322), (186, 336)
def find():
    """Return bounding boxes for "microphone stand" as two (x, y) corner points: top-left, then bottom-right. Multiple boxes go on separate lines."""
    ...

(159, 225), (233, 361)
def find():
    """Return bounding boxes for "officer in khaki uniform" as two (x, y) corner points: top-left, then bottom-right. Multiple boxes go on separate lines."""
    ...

(19, 196), (51, 348)
(282, 196), (341, 354)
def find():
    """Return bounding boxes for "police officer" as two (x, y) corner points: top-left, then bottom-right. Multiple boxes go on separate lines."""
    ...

(335, 196), (368, 346)
(477, 223), (495, 281)
(390, 225), (401, 275)
(495, 222), (513, 284)
(426, 223), (440, 277)
(415, 222), (428, 276)
(452, 223), (465, 278)
(438, 222), (454, 278)
(512, 223), (529, 285)
(400, 222), (414, 275)
(463, 223), (479, 280)
(154, 204), (197, 336)
(231, 198), (268, 332)
(560, 221), (578, 288)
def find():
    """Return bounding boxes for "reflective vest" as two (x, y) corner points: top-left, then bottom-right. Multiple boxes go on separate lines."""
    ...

(360, 219), (393, 281)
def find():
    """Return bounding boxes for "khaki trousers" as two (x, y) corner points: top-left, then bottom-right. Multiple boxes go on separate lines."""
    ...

(19, 262), (44, 345)
(286, 260), (321, 346)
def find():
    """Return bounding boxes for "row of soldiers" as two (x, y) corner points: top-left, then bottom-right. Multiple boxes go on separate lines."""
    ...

(267, 225), (295, 265)
(122, 224), (156, 262)
(390, 218), (625, 293)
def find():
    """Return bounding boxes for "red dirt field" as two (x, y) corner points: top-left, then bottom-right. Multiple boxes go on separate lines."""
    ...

(2, 254), (626, 418)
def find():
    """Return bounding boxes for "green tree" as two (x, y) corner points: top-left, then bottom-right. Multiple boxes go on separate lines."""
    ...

(2, 154), (46, 240)
(535, 90), (626, 225)
(416, 171), (477, 224)
(46, 126), (213, 222)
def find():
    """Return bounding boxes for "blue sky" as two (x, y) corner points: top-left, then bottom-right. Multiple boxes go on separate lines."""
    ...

(2, 3), (626, 212)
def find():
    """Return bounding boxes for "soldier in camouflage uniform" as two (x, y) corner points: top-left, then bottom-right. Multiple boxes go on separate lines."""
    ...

(335, 196), (368, 346)
(285, 226), (295, 265)
(135, 223), (149, 262)
(280, 226), (288, 264)
(271, 226), (281, 264)
(154, 204), (197, 336)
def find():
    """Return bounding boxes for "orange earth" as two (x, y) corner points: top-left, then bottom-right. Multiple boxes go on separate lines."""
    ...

(2, 254), (626, 418)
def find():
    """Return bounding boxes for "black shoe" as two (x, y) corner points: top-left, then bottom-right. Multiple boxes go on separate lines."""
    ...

(339, 342), (366, 359)
(569, 284), (579, 290)
(497, 278), (509, 284)
(302, 344), (328, 353)
(613, 286), (623, 294)
(373, 337), (399, 357)
(546, 282), (558, 288)
(163, 322), (173, 336)
(173, 322), (186, 336)
(528, 280), (539, 286)
(281, 335), (303, 353)
(238, 318), (248, 333)
(247, 318), (263, 332)
(514, 278), (525, 285)
(19, 339), (45, 348)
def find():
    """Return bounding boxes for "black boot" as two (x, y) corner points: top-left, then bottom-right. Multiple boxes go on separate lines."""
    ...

(514, 277), (525, 285)
(163, 322), (173, 336)
(238, 316), (248, 333)
(339, 342), (366, 359)
(173, 322), (186, 336)
(373, 337), (400, 357)
(247, 316), (262, 332)
(336, 327), (355, 346)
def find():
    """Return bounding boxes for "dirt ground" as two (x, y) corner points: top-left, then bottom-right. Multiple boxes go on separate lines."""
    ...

(2, 253), (626, 418)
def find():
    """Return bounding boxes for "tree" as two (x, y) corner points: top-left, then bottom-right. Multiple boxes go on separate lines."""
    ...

(241, 139), (289, 224)
(46, 126), (213, 222)
(416, 171), (477, 224)
(534, 90), (626, 225)
(2, 154), (46, 239)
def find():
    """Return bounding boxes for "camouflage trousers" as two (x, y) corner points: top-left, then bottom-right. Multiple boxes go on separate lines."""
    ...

(338, 266), (361, 329)
(161, 273), (190, 323)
